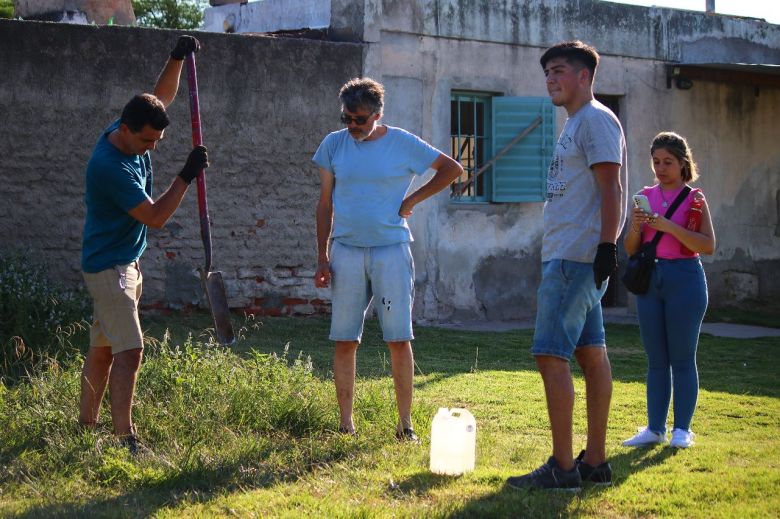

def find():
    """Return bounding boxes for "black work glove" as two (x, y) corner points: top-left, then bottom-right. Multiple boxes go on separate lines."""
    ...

(593, 242), (618, 290)
(178, 145), (208, 184)
(170, 35), (200, 60)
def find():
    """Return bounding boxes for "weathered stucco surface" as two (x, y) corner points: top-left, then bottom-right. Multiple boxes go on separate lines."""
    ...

(364, 0), (780, 318)
(0, 20), (362, 316)
(3, 0), (780, 322)
(200, 0), (780, 319)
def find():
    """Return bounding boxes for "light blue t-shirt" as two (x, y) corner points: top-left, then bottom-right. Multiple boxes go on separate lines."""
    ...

(81, 120), (153, 273)
(313, 126), (441, 247)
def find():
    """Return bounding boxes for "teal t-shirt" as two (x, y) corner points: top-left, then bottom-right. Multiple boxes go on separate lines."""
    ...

(81, 120), (153, 273)
(312, 126), (441, 247)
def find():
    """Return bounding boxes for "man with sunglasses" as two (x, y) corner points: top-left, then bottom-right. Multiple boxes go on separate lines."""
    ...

(313, 78), (463, 439)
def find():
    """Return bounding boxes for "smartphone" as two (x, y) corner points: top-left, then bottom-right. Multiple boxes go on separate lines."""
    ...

(632, 194), (652, 214)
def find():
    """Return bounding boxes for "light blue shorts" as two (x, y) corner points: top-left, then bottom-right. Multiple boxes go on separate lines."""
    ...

(531, 259), (607, 361)
(329, 240), (415, 343)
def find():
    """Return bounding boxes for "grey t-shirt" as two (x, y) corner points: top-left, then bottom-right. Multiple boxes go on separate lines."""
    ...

(542, 100), (628, 262)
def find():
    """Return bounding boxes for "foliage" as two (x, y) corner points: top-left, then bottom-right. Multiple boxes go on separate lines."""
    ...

(1, 315), (779, 517)
(0, 0), (12, 19)
(132, 0), (208, 29)
(0, 330), (398, 514)
(0, 251), (90, 381)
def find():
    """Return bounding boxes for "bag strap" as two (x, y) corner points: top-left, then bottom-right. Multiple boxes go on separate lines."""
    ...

(649, 185), (692, 247)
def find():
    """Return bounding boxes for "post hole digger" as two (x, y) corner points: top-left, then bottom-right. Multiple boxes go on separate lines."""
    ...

(184, 51), (235, 345)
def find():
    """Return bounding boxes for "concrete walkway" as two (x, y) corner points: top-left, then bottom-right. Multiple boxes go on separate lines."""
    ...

(422, 307), (780, 339)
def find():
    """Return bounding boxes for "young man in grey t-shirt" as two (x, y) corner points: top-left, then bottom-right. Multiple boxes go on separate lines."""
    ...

(507, 41), (628, 490)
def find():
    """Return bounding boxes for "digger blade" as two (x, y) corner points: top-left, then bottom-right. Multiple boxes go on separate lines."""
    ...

(199, 268), (235, 345)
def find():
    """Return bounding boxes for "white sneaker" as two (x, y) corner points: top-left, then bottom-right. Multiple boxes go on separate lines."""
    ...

(622, 427), (667, 447)
(670, 428), (695, 448)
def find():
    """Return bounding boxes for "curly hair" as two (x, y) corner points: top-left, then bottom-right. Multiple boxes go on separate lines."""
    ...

(339, 77), (384, 115)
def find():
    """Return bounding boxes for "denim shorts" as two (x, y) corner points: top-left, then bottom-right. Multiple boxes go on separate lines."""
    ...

(531, 259), (607, 361)
(329, 240), (415, 343)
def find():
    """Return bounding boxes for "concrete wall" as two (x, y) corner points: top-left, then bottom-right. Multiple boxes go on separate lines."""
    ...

(360, 0), (780, 319)
(203, 0), (383, 43)
(202, 0), (331, 35)
(0, 19), (363, 316)
(377, 36), (780, 318)
(373, 1), (780, 319)
(200, 0), (780, 319)
(378, 0), (780, 63)
(3, 0), (779, 323)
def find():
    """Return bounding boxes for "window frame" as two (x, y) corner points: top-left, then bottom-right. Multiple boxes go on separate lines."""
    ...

(450, 91), (493, 203)
(450, 92), (554, 204)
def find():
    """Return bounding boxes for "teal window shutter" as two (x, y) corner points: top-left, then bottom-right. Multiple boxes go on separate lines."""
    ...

(490, 97), (555, 202)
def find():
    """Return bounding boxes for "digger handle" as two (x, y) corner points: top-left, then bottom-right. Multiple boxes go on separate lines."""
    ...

(185, 52), (212, 273)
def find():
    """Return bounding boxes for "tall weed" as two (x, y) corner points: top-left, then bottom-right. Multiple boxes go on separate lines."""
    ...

(0, 251), (90, 380)
(0, 333), (395, 503)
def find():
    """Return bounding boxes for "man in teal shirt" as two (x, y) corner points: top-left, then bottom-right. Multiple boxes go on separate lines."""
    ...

(313, 78), (463, 439)
(79, 36), (208, 454)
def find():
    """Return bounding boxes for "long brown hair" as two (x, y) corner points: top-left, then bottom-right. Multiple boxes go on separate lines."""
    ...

(650, 131), (699, 182)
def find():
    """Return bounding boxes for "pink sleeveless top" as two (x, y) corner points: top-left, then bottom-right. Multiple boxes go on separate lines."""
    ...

(641, 184), (703, 259)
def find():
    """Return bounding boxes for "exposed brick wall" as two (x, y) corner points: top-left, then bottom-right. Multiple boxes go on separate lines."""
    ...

(0, 20), (362, 317)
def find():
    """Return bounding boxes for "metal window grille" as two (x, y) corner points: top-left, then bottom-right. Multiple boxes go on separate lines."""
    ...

(450, 93), (491, 201)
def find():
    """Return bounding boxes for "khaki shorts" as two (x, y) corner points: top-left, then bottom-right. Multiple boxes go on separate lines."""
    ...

(82, 262), (144, 354)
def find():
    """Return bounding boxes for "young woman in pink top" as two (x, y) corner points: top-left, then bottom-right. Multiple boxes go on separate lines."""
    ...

(622, 132), (716, 449)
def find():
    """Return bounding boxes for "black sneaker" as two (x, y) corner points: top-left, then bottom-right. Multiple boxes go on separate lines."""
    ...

(507, 456), (581, 491)
(575, 450), (612, 486)
(119, 433), (152, 457)
(338, 426), (357, 436)
(395, 428), (419, 442)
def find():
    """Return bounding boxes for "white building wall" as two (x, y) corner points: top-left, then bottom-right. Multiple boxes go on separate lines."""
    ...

(203, 0), (780, 319)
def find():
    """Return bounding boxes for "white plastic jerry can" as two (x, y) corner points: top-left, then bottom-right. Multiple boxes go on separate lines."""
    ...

(429, 407), (477, 476)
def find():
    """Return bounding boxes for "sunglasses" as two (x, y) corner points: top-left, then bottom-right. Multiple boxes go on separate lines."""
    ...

(340, 112), (375, 125)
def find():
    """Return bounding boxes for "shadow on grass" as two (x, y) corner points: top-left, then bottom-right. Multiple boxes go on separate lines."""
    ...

(390, 470), (455, 497)
(448, 479), (580, 518)
(14, 434), (373, 519)
(607, 445), (676, 486)
(445, 447), (675, 517)
(141, 313), (780, 399)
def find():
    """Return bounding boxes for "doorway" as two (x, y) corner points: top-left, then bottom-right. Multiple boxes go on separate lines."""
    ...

(594, 94), (626, 307)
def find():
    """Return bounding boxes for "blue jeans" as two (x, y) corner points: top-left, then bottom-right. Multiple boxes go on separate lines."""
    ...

(329, 241), (415, 342)
(637, 258), (708, 433)
(532, 259), (608, 361)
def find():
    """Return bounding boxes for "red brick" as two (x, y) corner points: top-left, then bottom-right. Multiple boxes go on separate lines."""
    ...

(242, 306), (283, 317)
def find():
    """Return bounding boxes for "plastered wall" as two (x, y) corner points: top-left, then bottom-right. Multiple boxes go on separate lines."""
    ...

(0, 20), (363, 316)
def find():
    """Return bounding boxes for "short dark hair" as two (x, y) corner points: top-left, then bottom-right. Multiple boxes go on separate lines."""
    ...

(339, 77), (384, 115)
(120, 94), (170, 132)
(540, 40), (600, 83)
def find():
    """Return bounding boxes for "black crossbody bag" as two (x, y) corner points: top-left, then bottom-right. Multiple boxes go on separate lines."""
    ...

(622, 186), (691, 295)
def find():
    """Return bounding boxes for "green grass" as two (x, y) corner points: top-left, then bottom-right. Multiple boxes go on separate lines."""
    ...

(1, 313), (779, 518)
(704, 300), (780, 329)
